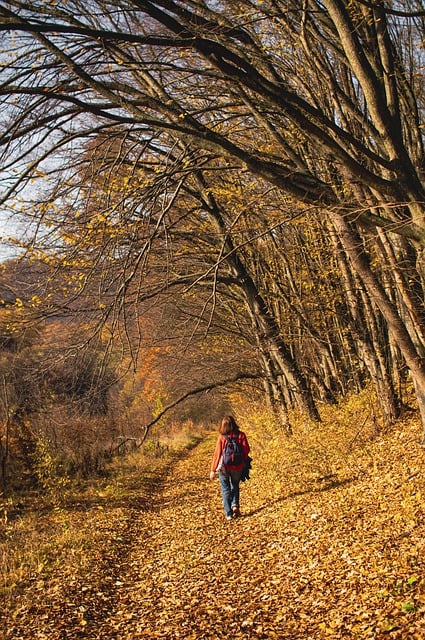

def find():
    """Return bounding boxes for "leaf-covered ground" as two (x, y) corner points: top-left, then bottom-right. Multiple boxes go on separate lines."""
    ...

(2, 411), (425, 639)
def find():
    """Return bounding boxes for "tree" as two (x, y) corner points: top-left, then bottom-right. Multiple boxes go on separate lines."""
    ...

(1, 1), (425, 434)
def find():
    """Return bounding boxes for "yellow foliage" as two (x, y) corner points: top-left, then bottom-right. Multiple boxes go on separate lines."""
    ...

(1, 391), (425, 639)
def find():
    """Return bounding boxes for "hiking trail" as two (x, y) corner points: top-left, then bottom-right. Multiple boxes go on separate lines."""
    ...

(3, 427), (425, 640)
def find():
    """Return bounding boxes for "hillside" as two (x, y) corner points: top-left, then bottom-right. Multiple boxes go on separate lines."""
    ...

(1, 400), (425, 639)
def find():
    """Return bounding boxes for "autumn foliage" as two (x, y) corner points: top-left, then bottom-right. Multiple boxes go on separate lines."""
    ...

(1, 393), (424, 639)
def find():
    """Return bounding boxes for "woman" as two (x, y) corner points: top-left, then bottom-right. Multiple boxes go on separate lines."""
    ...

(209, 415), (250, 520)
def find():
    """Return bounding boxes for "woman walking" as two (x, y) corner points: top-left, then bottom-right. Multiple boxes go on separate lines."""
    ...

(209, 415), (250, 520)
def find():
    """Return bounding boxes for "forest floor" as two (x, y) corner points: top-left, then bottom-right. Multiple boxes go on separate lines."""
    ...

(1, 400), (425, 639)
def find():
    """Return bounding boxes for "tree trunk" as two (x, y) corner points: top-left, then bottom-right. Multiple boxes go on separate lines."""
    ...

(333, 213), (425, 439)
(254, 327), (291, 433)
(198, 173), (321, 424)
(328, 222), (399, 425)
(376, 229), (425, 356)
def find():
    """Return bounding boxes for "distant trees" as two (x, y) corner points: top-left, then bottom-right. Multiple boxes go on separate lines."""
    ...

(1, 1), (425, 436)
(0, 261), (122, 486)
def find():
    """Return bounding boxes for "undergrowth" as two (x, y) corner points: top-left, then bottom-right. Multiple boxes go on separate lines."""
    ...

(0, 421), (203, 606)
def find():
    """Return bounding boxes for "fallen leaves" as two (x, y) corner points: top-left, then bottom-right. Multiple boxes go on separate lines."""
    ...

(2, 411), (425, 639)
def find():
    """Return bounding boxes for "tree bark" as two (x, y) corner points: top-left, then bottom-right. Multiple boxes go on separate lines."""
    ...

(196, 174), (321, 424)
(333, 213), (425, 438)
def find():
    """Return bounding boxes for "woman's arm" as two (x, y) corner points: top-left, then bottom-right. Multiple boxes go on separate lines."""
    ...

(240, 432), (250, 458)
(210, 436), (223, 479)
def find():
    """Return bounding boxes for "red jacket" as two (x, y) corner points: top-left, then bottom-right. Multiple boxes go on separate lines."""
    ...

(211, 430), (250, 473)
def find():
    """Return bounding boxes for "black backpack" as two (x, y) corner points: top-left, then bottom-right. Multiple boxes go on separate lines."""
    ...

(222, 433), (243, 467)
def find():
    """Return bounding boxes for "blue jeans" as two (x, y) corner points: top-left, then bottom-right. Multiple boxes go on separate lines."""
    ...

(219, 469), (242, 517)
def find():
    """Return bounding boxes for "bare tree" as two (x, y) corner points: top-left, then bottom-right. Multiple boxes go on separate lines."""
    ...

(1, 1), (425, 434)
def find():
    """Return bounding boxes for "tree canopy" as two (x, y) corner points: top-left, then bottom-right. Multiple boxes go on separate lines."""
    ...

(1, 1), (425, 436)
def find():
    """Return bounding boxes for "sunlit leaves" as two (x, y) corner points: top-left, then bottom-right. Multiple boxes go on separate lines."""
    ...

(3, 398), (425, 638)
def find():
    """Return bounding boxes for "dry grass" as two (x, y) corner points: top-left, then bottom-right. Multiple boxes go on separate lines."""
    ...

(1, 393), (424, 640)
(0, 423), (203, 607)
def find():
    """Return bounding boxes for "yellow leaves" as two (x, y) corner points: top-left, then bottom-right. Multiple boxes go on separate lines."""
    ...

(29, 295), (42, 308)
(318, 621), (338, 635)
(3, 398), (425, 639)
(377, 619), (400, 633)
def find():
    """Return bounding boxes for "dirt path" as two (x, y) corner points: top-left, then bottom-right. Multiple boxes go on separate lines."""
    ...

(92, 436), (284, 640)
(4, 430), (425, 639)
(5, 435), (299, 640)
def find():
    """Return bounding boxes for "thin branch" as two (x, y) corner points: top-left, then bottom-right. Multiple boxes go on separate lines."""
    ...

(137, 373), (261, 446)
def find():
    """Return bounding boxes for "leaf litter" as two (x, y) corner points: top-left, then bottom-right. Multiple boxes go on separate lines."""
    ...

(1, 412), (425, 640)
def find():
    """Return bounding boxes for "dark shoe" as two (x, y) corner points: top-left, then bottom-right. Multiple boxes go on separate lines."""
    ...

(231, 505), (241, 518)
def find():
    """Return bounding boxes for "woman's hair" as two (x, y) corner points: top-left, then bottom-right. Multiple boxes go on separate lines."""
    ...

(219, 415), (240, 435)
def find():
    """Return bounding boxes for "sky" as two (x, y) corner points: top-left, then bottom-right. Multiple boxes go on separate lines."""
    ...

(0, 210), (25, 261)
